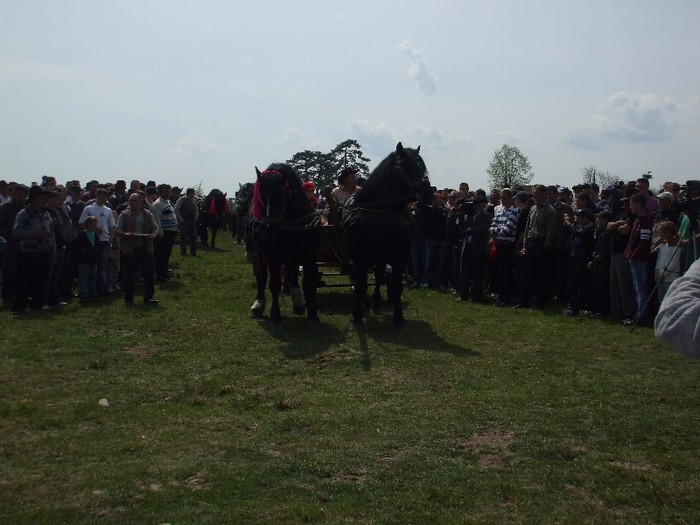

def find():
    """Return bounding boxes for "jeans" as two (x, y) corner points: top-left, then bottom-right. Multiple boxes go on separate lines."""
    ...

(180, 222), (197, 255)
(97, 240), (111, 293)
(628, 259), (651, 321)
(78, 262), (98, 299)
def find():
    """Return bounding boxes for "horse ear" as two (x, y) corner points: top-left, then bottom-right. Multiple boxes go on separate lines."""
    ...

(416, 145), (421, 154)
(396, 142), (404, 154)
(255, 167), (262, 178)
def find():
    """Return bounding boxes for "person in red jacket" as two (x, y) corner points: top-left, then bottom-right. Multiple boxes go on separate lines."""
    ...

(623, 194), (654, 325)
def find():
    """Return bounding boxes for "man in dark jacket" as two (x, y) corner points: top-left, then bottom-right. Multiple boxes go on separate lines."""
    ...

(458, 196), (493, 301)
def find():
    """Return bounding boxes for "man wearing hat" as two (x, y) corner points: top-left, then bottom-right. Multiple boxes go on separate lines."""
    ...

(0, 184), (29, 306)
(331, 167), (360, 206)
(109, 180), (128, 210)
(11, 186), (56, 314)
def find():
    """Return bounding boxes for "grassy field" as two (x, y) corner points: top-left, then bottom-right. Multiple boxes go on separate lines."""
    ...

(2, 233), (698, 524)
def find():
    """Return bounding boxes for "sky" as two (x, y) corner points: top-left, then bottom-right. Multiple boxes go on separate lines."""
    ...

(2, 0), (700, 195)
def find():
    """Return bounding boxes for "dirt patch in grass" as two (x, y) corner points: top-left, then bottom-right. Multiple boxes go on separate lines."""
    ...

(456, 429), (515, 468)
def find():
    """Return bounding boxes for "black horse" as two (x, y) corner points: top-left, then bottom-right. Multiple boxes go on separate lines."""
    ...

(200, 189), (228, 249)
(233, 182), (254, 244)
(342, 142), (432, 327)
(249, 163), (320, 326)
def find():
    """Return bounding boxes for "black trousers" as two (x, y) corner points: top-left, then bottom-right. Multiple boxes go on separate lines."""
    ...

(154, 230), (176, 280)
(519, 238), (550, 308)
(123, 249), (155, 303)
(495, 240), (516, 303)
(13, 251), (51, 312)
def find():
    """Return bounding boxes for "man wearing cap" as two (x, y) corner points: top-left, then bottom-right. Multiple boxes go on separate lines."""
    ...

(11, 186), (56, 314)
(656, 191), (680, 225)
(332, 167), (360, 206)
(562, 208), (595, 316)
(0, 184), (29, 306)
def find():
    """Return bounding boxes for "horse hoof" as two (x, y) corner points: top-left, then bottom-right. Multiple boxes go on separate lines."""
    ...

(249, 300), (265, 319)
(290, 288), (306, 315)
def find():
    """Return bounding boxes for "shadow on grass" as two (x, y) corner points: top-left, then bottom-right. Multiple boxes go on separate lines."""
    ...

(258, 316), (348, 361)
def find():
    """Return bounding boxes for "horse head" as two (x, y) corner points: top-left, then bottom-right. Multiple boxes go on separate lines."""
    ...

(253, 164), (300, 223)
(395, 142), (432, 205)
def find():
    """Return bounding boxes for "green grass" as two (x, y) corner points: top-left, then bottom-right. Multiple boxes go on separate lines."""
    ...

(1, 234), (698, 524)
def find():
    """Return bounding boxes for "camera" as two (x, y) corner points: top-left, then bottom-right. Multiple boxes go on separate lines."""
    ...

(455, 198), (474, 215)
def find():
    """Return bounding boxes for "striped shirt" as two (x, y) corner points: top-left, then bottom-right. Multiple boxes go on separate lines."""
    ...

(489, 205), (519, 242)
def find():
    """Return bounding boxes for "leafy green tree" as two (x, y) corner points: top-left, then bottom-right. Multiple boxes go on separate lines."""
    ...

(486, 144), (533, 190)
(328, 139), (371, 181)
(286, 139), (371, 189)
(286, 150), (335, 189)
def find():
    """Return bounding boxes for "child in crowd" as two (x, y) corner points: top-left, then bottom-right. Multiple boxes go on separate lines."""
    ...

(654, 221), (682, 302)
(73, 216), (100, 302)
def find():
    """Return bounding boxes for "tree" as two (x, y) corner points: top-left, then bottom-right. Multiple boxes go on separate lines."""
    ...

(286, 139), (371, 189)
(286, 150), (335, 189)
(486, 144), (533, 190)
(328, 139), (371, 180)
(581, 165), (617, 189)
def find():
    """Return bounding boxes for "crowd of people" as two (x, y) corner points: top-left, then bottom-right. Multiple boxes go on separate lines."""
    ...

(2, 172), (699, 331)
(0, 177), (223, 315)
(400, 178), (700, 327)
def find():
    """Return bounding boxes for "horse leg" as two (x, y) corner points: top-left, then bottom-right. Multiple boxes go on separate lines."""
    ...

(249, 261), (267, 318)
(302, 260), (319, 326)
(352, 263), (369, 326)
(286, 263), (306, 316)
(371, 265), (384, 314)
(210, 225), (217, 249)
(389, 265), (405, 327)
(268, 262), (282, 325)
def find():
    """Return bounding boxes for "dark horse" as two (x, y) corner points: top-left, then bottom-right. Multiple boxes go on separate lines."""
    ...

(233, 182), (254, 244)
(249, 163), (320, 326)
(201, 189), (228, 249)
(342, 142), (432, 327)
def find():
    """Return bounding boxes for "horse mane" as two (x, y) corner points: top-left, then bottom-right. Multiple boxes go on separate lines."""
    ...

(353, 144), (428, 207)
(252, 163), (314, 219)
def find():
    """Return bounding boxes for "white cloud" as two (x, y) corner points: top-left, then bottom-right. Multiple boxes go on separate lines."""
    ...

(282, 127), (324, 150)
(564, 91), (684, 150)
(348, 119), (469, 156)
(397, 40), (437, 96)
(149, 132), (218, 158)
